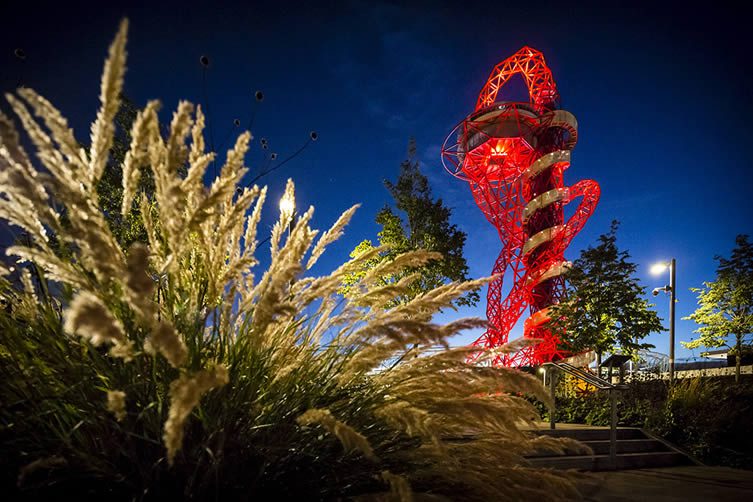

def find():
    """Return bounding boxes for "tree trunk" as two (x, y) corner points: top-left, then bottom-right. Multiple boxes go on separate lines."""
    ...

(596, 351), (602, 379)
(736, 334), (742, 384)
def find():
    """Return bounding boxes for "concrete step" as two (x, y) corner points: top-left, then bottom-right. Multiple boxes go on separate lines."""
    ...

(526, 438), (669, 457)
(525, 427), (694, 471)
(527, 451), (690, 471)
(532, 427), (644, 441)
(583, 438), (668, 455)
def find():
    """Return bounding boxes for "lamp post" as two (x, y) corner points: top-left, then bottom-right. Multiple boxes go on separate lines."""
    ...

(651, 259), (676, 382)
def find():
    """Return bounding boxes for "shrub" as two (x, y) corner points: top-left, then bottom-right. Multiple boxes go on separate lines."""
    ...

(0, 20), (581, 500)
(649, 378), (753, 469)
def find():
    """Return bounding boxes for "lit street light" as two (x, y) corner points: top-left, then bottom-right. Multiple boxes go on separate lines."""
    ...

(279, 193), (295, 218)
(279, 192), (296, 238)
(651, 258), (676, 382)
(650, 263), (668, 276)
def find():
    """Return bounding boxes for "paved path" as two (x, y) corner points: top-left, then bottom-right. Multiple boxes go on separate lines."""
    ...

(578, 466), (753, 501)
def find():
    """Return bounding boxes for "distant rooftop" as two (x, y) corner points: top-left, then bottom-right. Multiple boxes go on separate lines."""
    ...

(701, 349), (729, 359)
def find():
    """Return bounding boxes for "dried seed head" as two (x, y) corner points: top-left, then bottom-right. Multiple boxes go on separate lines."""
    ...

(144, 322), (188, 368)
(164, 365), (229, 464)
(297, 408), (376, 460)
(107, 390), (127, 421)
(63, 291), (131, 361)
(126, 243), (153, 296)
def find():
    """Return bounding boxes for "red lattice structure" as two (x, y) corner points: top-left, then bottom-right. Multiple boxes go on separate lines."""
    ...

(441, 47), (600, 366)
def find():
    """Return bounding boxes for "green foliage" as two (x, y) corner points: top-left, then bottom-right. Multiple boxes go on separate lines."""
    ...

(96, 96), (161, 249)
(683, 235), (753, 382)
(341, 139), (479, 307)
(540, 377), (667, 429)
(549, 221), (664, 357)
(729, 344), (753, 357)
(650, 378), (753, 469)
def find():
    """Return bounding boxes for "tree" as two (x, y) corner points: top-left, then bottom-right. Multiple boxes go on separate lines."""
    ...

(341, 139), (479, 307)
(549, 221), (664, 364)
(683, 235), (753, 382)
(96, 95), (160, 248)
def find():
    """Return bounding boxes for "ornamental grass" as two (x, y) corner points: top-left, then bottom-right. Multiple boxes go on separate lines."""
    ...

(0, 20), (583, 500)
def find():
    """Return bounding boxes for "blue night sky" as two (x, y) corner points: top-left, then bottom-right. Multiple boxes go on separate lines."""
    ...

(2, 1), (752, 361)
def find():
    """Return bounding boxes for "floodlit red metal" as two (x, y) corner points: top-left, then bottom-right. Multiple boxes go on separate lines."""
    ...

(442, 46), (600, 366)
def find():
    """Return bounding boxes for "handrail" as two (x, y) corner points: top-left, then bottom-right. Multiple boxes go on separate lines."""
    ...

(545, 361), (615, 390)
(542, 361), (623, 469)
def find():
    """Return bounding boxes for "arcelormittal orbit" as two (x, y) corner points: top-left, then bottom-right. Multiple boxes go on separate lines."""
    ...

(442, 47), (600, 366)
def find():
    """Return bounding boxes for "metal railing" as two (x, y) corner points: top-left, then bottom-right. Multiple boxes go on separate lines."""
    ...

(542, 361), (624, 468)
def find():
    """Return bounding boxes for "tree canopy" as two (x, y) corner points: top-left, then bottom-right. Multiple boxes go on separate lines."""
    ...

(341, 139), (478, 307)
(95, 95), (164, 249)
(683, 234), (753, 382)
(549, 221), (664, 359)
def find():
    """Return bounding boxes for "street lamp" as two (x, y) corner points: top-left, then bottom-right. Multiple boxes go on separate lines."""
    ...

(651, 258), (676, 382)
(279, 193), (295, 218)
(279, 192), (296, 238)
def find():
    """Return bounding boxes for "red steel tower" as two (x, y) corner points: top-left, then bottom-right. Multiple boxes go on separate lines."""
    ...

(441, 47), (600, 366)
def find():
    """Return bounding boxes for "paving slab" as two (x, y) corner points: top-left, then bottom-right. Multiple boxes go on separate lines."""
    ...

(577, 466), (753, 501)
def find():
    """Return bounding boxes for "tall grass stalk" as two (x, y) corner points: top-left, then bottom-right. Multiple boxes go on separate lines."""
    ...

(0, 19), (582, 500)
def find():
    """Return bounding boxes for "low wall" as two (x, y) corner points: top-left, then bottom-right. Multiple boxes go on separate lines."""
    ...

(618, 365), (753, 382)
(669, 365), (753, 379)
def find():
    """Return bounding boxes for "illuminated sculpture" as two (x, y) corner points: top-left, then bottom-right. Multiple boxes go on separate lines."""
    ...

(441, 47), (600, 366)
